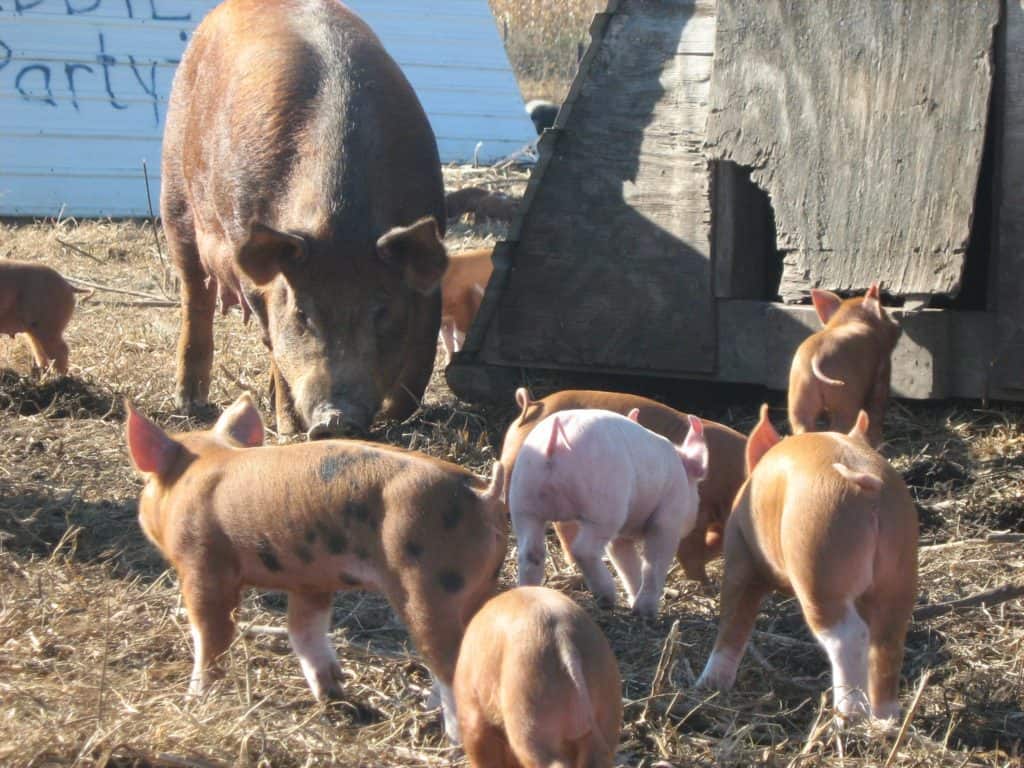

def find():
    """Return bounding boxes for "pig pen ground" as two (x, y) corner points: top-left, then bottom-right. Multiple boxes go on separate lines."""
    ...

(0, 165), (1023, 768)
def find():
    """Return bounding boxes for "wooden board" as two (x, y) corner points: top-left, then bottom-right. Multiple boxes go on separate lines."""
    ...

(477, 0), (718, 374)
(448, 302), (994, 403)
(992, 0), (1024, 398)
(705, 0), (999, 302)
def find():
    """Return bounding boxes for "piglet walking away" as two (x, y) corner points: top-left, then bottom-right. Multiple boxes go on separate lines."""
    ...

(125, 394), (507, 741)
(697, 405), (918, 723)
(500, 388), (746, 583)
(0, 260), (88, 374)
(788, 283), (901, 446)
(455, 586), (622, 768)
(510, 408), (707, 616)
(440, 248), (493, 365)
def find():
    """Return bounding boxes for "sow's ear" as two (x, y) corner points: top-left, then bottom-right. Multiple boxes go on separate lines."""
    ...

(125, 400), (180, 477)
(237, 222), (308, 286)
(746, 403), (781, 476)
(376, 216), (448, 294)
(214, 392), (265, 447)
(810, 289), (843, 326)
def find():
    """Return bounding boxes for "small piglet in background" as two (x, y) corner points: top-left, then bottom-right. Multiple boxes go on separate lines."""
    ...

(455, 586), (622, 768)
(126, 394), (507, 741)
(500, 388), (746, 583)
(0, 260), (88, 374)
(788, 283), (901, 446)
(440, 248), (493, 365)
(697, 405), (918, 723)
(510, 408), (707, 616)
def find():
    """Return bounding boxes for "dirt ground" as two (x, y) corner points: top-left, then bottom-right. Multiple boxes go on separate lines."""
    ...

(1, 167), (1022, 767)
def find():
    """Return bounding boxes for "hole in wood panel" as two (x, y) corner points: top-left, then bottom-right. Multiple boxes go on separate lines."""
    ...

(710, 160), (783, 301)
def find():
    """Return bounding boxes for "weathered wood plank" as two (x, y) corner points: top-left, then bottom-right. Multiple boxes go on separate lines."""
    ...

(992, 0), (1024, 397)
(715, 302), (993, 400)
(480, 0), (717, 374)
(449, 303), (995, 402)
(706, 0), (999, 302)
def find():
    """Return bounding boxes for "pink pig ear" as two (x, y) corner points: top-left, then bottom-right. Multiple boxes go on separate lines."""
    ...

(627, 408), (641, 423)
(865, 282), (880, 300)
(125, 400), (180, 476)
(678, 414), (708, 482)
(214, 393), (264, 447)
(746, 404), (781, 475)
(811, 289), (843, 326)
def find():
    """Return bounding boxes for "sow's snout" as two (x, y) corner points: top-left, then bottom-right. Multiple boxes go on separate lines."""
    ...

(306, 406), (369, 440)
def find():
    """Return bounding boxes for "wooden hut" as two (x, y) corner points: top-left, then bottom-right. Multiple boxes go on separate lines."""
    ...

(448, 0), (1024, 403)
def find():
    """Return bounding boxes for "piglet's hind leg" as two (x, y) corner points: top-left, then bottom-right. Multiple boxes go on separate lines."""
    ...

(606, 537), (642, 604)
(633, 504), (688, 617)
(697, 530), (770, 690)
(287, 591), (343, 701)
(513, 514), (548, 587)
(807, 601), (871, 722)
(567, 525), (618, 607)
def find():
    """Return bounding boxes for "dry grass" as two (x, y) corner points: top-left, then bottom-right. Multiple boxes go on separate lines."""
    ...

(1, 171), (1023, 766)
(488, 0), (606, 102)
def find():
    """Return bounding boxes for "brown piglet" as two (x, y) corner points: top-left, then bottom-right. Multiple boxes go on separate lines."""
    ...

(454, 586), (622, 768)
(696, 405), (918, 723)
(125, 394), (507, 741)
(788, 283), (901, 446)
(0, 260), (88, 374)
(500, 389), (746, 582)
(440, 248), (493, 365)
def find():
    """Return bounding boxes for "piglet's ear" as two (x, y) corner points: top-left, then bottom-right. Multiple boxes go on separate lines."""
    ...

(514, 387), (534, 424)
(746, 404), (781, 476)
(627, 408), (641, 423)
(811, 289), (843, 326)
(478, 461), (506, 506)
(848, 410), (871, 441)
(377, 216), (448, 294)
(214, 393), (265, 447)
(865, 282), (880, 301)
(679, 414), (708, 482)
(125, 400), (180, 477)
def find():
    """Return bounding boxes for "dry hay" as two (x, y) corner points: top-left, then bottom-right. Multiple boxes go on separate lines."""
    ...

(1, 182), (1023, 766)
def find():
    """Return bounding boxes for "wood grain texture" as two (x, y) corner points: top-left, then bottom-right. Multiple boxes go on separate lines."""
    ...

(992, 0), (1024, 397)
(479, 0), (717, 374)
(705, 0), (999, 302)
(715, 302), (992, 400)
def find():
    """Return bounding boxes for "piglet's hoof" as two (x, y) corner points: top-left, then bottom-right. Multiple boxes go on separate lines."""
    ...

(175, 392), (214, 419)
(631, 601), (659, 620)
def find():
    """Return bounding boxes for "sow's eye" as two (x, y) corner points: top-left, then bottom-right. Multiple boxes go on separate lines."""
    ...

(294, 305), (315, 334)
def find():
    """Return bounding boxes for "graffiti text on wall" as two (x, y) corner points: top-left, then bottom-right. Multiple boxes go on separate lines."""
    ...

(0, 1), (194, 125)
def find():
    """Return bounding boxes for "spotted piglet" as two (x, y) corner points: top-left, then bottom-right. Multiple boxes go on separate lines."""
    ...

(509, 408), (707, 616)
(125, 394), (507, 741)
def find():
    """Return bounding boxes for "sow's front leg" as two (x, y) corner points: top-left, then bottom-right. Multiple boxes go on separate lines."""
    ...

(173, 257), (217, 414)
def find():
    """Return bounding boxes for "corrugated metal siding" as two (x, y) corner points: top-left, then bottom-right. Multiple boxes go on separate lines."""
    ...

(0, 0), (533, 217)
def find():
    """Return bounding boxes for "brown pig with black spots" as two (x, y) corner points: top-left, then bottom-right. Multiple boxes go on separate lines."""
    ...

(125, 393), (507, 742)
